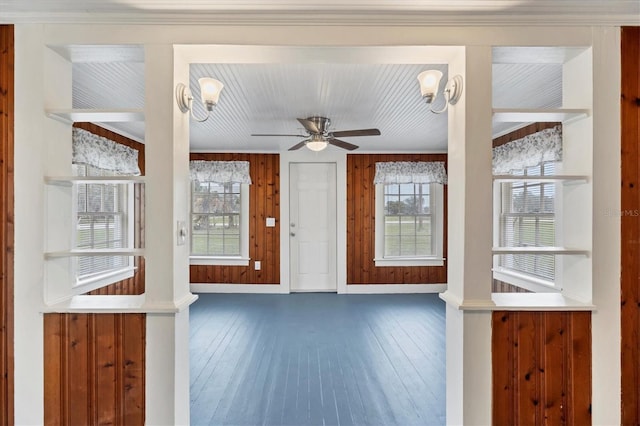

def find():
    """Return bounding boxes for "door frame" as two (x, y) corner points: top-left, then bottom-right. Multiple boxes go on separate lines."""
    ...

(280, 150), (347, 294)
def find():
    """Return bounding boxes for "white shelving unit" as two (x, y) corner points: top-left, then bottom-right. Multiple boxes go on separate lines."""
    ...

(45, 248), (146, 259)
(46, 108), (144, 124)
(492, 246), (590, 256)
(493, 175), (588, 184)
(492, 108), (590, 123)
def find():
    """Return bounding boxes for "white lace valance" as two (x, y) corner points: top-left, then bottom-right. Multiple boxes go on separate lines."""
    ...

(373, 161), (447, 185)
(492, 125), (562, 174)
(72, 127), (141, 175)
(189, 160), (252, 184)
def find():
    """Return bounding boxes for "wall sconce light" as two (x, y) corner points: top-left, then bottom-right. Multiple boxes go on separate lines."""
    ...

(417, 70), (463, 114)
(175, 77), (224, 122)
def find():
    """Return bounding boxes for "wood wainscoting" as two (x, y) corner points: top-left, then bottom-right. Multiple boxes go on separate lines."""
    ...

(346, 154), (447, 285)
(44, 313), (146, 425)
(621, 25), (640, 424)
(492, 311), (592, 425)
(0, 24), (14, 426)
(189, 153), (280, 284)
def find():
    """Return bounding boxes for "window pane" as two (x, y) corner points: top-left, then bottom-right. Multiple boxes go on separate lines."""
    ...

(190, 181), (242, 256)
(383, 183), (435, 258)
(498, 161), (556, 281)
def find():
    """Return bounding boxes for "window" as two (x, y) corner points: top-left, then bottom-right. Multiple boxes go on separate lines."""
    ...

(496, 161), (556, 284)
(188, 160), (251, 266)
(72, 164), (134, 287)
(375, 182), (444, 266)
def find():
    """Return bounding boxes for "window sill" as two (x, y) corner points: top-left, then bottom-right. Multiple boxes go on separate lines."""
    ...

(374, 257), (445, 267)
(493, 268), (557, 293)
(190, 256), (250, 266)
(74, 266), (136, 294)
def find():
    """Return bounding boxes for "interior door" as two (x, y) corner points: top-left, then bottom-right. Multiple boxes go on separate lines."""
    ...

(289, 162), (337, 292)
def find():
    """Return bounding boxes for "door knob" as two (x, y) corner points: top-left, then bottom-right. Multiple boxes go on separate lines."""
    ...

(290, 232), (296, 237)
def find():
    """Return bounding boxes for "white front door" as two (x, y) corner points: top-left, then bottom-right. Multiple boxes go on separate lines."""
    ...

(289, 162), (337, 292)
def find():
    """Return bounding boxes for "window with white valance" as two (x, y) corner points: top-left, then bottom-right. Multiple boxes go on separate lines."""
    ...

(72, 127), (141, 176)
(492, 125), (562, 175)
(72, 128), (138, 289)
(373, 161), (446, 267)
(189, 160), (251, 266)
(373, 161), (448, 185)
(493, 125), (562, 287)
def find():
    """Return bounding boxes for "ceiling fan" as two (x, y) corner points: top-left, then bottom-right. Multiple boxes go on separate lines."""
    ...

(251, 116), (381, 151)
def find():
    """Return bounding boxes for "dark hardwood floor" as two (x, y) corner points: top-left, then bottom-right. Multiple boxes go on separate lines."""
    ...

(190, 293), (446, 426)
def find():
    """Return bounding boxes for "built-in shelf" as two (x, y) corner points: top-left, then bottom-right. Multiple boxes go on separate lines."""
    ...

(45, 175), (146, 186)
(45, 248), (145, 259)
(493, 174), (589, 184)
(492, 108), (590, 123)
(46, 108), (144, 124)
(492, 246), (590, 256)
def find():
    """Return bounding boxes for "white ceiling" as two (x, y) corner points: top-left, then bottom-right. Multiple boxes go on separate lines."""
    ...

(12, 0), (617, 152)
(69, 45), (571, 152)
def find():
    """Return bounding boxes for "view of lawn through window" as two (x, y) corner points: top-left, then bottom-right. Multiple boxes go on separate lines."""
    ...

(191, 181), (241, 256)
(383, 183), (433, 257)
(499, 162), (556, 281)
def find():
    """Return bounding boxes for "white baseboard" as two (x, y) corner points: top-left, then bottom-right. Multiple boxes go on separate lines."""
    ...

(190, 283), (286, 294)
(190, 283), (447, 294)
(342, 283), (447, 294)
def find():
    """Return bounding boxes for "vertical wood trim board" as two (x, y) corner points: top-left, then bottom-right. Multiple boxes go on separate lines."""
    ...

(44, 313), (145, 425)
(621, 25), (640, 425)
(73, 123), (146, 296)
(492, 311), (592, 425)
(346, 154), (447, 284)
(189, 153), (280, 284)
(0, 24), (14, 426)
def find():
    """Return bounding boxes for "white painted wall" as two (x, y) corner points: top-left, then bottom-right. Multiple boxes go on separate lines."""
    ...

(11, 22), (623, 425)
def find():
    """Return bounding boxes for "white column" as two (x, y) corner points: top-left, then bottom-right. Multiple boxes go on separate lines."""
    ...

(443, 45), (494, 425)
(144, 44), (193, 426)
(590, 27), (621, 426)
(13, 24), (48, 426)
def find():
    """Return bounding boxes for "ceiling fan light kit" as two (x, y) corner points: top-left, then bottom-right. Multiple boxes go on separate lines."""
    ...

(176, 77), (224, 122)
(417, 70), (464, 114)
(251, 116), (381, 152)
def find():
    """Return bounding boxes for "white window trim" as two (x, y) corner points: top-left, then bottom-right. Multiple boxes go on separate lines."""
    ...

(492, 162), (563, 291)
(71, 180), (135, 289)
(374, 182), (445, 267)
(189, 183), (250, 266)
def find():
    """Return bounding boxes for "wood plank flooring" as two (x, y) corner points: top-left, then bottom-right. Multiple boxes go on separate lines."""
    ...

(190, 293), (445, 426)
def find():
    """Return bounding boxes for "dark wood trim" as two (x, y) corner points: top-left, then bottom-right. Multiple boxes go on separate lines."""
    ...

(493, 122), (560, 147)
(621, 25), (640, 425)
(492, 311), (592, 425)
(189, 153), (280, 284)
(0, 24), (14, 426)
(346, 154), (447, 284)
(73, 123), (146, 296)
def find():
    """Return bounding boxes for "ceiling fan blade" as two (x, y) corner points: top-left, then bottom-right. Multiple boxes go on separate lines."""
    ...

(331, 128), (381, 138)
(251, 133), (307, 137)
(328, 138), (359, 151)
(297, 118), (321, 134)
(288, 141), (308, 151)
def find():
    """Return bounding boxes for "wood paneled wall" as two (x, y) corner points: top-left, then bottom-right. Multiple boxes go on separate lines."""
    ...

(0, 24), (14, 426)
(621, 25), (640, 425)
(74, 123), (146, 296)
(492, 311), (592, 425)
(44, 313), (145, 426)
(189, 153), (280, 284)
(346, 154), (447, 284)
